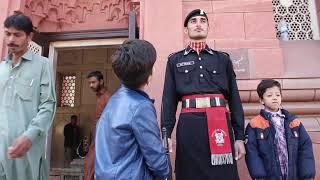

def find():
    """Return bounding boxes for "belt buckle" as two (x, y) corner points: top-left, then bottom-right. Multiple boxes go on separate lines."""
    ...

(195, 97), (211, 108)
(215, 97), (221, 106)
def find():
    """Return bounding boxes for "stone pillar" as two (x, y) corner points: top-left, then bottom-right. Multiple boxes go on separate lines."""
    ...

(0, 0), (10, 59)
(141, 0), (183, 112)
(140, 1), (183, 178)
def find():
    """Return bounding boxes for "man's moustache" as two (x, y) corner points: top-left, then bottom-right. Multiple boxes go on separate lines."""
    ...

(7, 44), (18, 47)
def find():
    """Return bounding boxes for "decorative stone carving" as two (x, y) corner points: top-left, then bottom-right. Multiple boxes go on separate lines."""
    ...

(223, 49), (250, 79)
(24, 0), (140, 31)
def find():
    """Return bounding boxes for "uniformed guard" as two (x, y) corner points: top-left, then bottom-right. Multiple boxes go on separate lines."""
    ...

(161, 9), (246, 180)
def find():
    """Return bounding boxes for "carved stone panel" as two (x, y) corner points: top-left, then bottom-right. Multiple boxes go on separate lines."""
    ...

(24, 0), (140, 32)
(222, 49), (250, 79)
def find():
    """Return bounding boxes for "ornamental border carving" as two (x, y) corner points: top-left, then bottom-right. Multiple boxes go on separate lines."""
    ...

(25, 0), (139, 29)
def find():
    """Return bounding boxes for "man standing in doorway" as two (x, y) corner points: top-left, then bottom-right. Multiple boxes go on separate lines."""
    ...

(0, 12), (56, 180)
(63, 115), (80, 167)
(161, 9), (245, 180)
(84, 71), (110, 180)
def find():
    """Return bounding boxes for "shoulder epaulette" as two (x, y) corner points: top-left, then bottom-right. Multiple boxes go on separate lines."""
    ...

(168, 49), (184, 59)
(289, 119), (300, 128)
(168, 52), (175, 58)
(249, 115), (270, 129)
(216, 51), (230, 58)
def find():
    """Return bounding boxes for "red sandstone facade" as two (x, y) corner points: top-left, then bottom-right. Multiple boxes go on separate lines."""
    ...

(1, 0), (320, 179)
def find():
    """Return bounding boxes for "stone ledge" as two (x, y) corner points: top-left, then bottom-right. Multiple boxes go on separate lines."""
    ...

(238, 78), (320, 102)
(238, 78), (320, 90)
(243, 102), (320, 116)
(240, 89), (318, 102)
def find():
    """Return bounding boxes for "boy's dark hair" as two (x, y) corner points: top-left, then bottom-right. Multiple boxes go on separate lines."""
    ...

(4, 11), (34, 35)
(111, 39), (156, 89)
(87, 71), (104, 81)
(257, 79), (282, 99)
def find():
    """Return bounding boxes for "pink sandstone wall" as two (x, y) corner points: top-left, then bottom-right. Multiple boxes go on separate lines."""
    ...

(0, 0), (26, 58)
(1, 0), (319, 179)
(182, 0), (283, 79)
(141, 0), (183, 112)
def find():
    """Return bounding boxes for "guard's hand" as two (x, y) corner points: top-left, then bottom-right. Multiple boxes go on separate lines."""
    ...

(168, 138), (173, 153)
(234, 140), (245, 160)
(8, 136), (32, 159)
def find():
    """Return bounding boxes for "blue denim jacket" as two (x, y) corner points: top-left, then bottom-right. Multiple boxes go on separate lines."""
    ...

(95, 85), (169, 180)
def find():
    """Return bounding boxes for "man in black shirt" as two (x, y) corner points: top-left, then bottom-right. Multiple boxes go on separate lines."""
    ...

(161, 9), (245, 180)
(64, 115), (80, 167)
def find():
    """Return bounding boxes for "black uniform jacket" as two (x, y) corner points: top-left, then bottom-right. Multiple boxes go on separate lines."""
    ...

(161, 45), (244, 140)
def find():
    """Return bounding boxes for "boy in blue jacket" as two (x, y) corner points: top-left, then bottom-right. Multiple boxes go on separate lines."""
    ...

(95, 39), (169, 180)
(245, 79), (315, 180)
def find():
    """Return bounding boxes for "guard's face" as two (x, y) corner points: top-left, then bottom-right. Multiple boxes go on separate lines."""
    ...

(186, 16), (209, 40)
(260, 86), (282, 112)
(4, 27), (31, 54)
(88, 77), (103, 92)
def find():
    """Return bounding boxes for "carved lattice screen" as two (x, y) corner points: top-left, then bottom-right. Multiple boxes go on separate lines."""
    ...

(273, 0), (314, 40)
(28, 41), (42, 55)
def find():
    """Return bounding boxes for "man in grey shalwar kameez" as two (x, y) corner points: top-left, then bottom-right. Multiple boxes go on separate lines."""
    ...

(0, 12), (56, 180)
